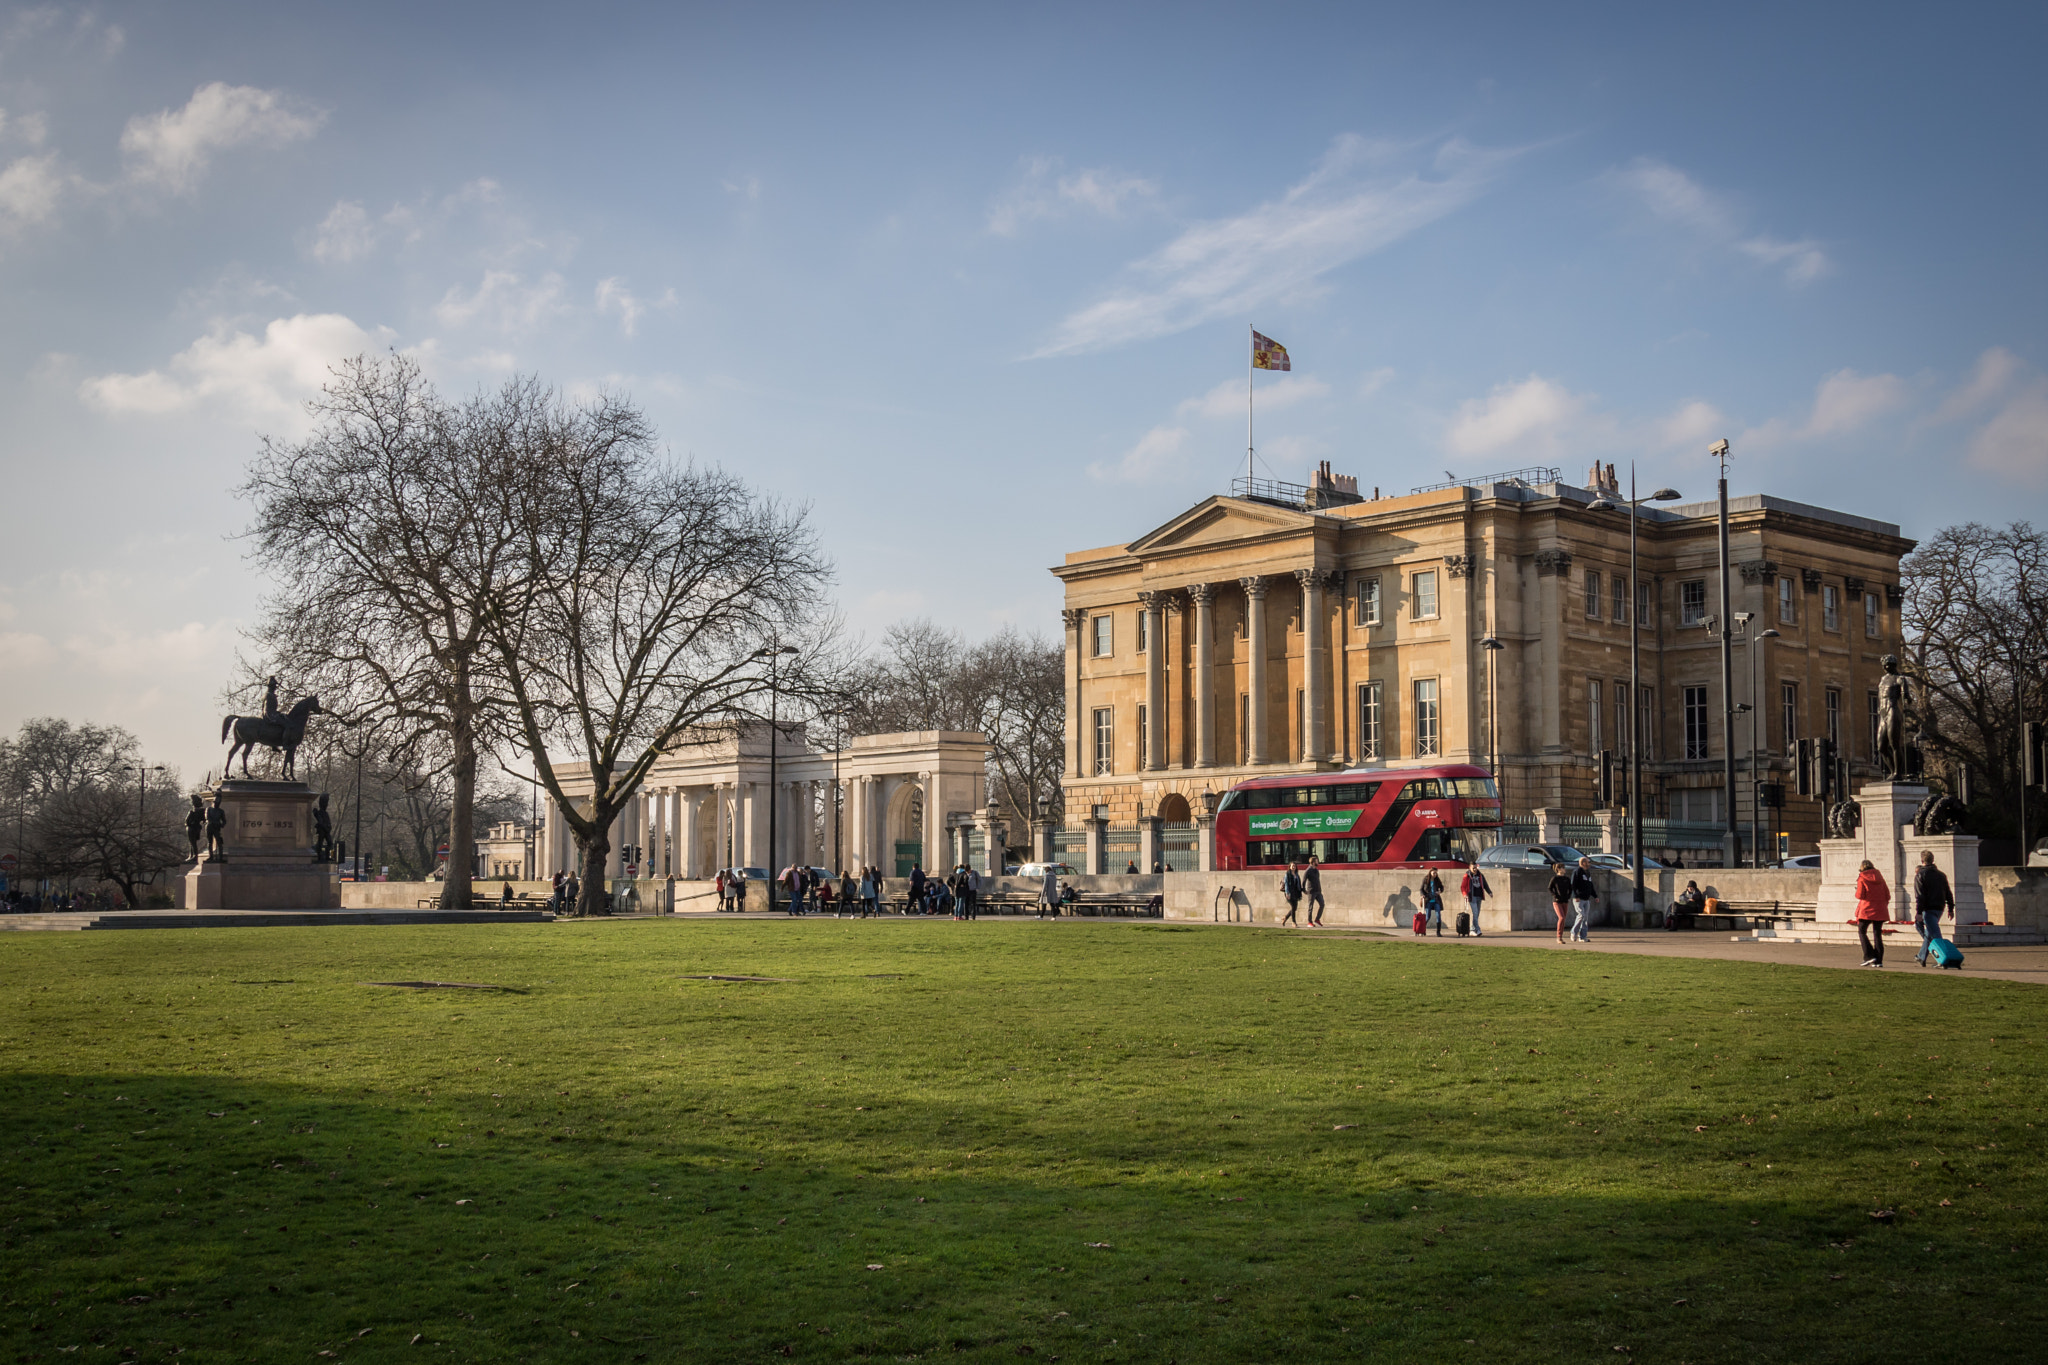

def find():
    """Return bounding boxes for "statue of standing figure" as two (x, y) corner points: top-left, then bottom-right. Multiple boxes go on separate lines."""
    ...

(313, 792), (335, 863)
(185, 794), (206, 862)
(205, 791), (228, 859)
(1875, 655), (1915, 780)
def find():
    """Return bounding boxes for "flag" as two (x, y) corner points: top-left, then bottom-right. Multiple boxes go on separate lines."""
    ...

(1252, 330), (1290, 372)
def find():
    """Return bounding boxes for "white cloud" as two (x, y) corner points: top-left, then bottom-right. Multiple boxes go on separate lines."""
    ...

(987, 155), (1159, 236)
(0, 152), (62, 228)
(1177, 373), (1328, 420)
(79, 312), (389, 426)
(1035, 135), (1513, 356)
(434, 270), (568, 333)
(1803, 368), (1906, 436)
(1656, 399), (1727, 450)
(0, 108), (49, 145)
(119, 82), (323, 193)
(722, 174), (761, 201)
(1967, 379), (2048, 483)
(309, 200), (376, 263)
(1615, 157), (1832, 285)
(1447, 375), (1598, 456)
(594, 278), (673, 338)
(1938, 346), (2023, 420)
(1089, 424), (1189, 482)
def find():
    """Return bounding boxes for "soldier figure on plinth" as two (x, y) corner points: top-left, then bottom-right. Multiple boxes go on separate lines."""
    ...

(1875, 655), (1914, 781)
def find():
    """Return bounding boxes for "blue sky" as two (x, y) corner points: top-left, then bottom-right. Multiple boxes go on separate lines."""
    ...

(3, 1), (2045, 782)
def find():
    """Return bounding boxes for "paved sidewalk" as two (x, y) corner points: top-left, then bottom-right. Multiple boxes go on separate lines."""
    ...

(1301, 924), (2048, 985)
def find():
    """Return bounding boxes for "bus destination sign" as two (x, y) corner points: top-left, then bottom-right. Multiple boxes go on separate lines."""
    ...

(1246, 808), (1366, 837)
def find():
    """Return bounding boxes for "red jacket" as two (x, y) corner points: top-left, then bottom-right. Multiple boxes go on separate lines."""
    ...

(1460, 870), (1489, 899)
(1853, 868), (1891, 922)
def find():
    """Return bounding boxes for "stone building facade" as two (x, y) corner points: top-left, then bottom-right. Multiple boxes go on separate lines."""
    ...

(1052, 469), (1914, 856)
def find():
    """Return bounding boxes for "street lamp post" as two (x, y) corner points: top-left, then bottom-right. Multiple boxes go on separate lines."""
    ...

(1749, 625), (1780, 867)
(1590, 470), (1683, 920)
(828, 706), (851, 876)
(1480, 636), (1504, 815)
(760, 642), (799, 912)
(1710, 439), (1738, 868)
(125, 762), (164, 904)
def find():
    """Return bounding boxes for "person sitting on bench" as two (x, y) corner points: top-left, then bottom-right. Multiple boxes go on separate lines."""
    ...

(1667, 880), (1705, 930)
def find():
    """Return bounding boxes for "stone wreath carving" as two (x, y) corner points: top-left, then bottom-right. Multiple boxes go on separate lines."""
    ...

(1913, 793), (1971, 837)
(1826, 797), (1861, 840)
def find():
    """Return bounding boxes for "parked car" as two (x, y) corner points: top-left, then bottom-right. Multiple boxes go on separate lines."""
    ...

(1475, 843), (1587, 869)
(1782, 853), (1821, 869)
(1586, 852), (1672, 872)
(1016, 861), (1077, 879)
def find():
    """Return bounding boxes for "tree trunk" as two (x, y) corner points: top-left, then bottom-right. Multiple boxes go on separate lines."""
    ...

(441, 712), (477, 910)
(578, 830), (612, 917)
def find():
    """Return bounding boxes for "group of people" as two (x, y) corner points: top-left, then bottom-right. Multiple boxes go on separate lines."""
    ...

(1847, 851), (1956, 967)
(1546, 857), (1602, 943)
(1276, 858), (1498, 936)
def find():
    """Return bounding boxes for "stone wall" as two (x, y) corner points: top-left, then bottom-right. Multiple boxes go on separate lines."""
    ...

(1983, 867), (2048, 932)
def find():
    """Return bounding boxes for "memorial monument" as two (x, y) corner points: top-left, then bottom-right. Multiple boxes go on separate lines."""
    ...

(185, 678), (342, 910)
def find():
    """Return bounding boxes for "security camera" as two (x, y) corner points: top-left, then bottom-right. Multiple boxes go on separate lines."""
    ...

(1709, 439), (1730, 457)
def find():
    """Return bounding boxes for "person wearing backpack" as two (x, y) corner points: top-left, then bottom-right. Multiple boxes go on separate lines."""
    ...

(1459, 867), (1490, 937)
(1280, 863), (1304, 926)
(1546, 862), (1573, 944)
(1911, 851), (1953, 967)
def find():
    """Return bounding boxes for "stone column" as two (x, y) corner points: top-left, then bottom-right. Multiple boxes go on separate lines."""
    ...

(1596, 806), (1625, 855)
(606, 800), (625, 878)
(1297, 568), (1329, 764)
(920, 770), (940, 872)
(1195, 810), (1216, 873)
(1140, 591), (1167, 771)
(739, 782), (760, 867)
(1032, 817), (1056, 864)
(1085, 815), (1108, 876)
(1189, 582), (1216, 769)
(1535, 808), (1564, 845)
(713, 783), (731, 872)
(976, 805), (1004, 876)
(1062, 607), (1086, 779)
(1138, 815), (1164, 874)
(677, 790), (700, 879)
(825, 777), (843, 873)
(1241, 576), (1269, 765)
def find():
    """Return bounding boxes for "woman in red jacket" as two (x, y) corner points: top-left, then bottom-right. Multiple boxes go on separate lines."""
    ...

(1854, 859), (1891, 967)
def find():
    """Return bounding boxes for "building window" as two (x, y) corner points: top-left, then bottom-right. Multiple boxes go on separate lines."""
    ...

(1868, 690), (1880, 758)
(1865, 592), (1880, 637)
(1357, 576), (1381, 626)
(1637, 686), (1655, 761)
(1092, 708), (1114, 774)
(1614, 682), (1630, 757)
(1612, 575), (1627, 625)
(1823, 585), (1840, 632)
(1588, 679), (1603, 751)
(1782, 682), (1799, 751)
(1092, 615), (1113, 657)
(1680, 580), (1707, 626)
(1585, 569), (1603, 620)
(1413, 678), (1440, 757)
(1136, 608), (1149, 653)
(1637, 580), (1653, 628)
(1684, 685), (1710, 759)
(1778, 576), (1797, 624)
(1358, 681), (1383, 760)
(1412, 570), (1439, 621)
(1825, 687), (1841, 747)
(1137, 704), (1148, 768)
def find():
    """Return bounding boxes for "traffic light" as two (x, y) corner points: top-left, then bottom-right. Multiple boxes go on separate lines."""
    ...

(1757, 781), (1785, 810)
(1796, 738), (1814, 797)
(1816, 738), (1837, 800)
(1598, 749), (1614, 806)
(2027, 722), (2044, 787)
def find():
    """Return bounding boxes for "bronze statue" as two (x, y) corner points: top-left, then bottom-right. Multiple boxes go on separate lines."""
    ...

(205, 792), (228, 858)
(1914, 792), (1970, 837)
(313, 792), (335, 863)
(262, 676), (284, 726)
(1875, 655), (1914, 780)
(185, 794), (206, 861)
(1827, 796), (1861, 839)
(221, 692), (322, 780)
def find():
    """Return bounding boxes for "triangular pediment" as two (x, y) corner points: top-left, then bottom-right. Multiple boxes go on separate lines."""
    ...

(1126, 495), (1316, 555)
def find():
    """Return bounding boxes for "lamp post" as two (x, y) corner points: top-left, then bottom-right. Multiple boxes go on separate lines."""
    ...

(826, 705), (851, 875)
(1708, 439), (1739, 868)
(1749, 626), (1780, 867)
(1479, 637), (1504, 813)
(1589, 470), (1683, 919)
(125, 763), (164, 904)
(759, 642), (799, 912)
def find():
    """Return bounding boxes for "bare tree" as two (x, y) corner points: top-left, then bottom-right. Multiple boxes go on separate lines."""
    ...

(33, 779), (190, 907)
(1903, 520), (2048, 848)
(841, 620), (985, 735)
(239, 355), (536, 908)
(486, 399), (833, 916)
(965, 627), (1066, 831)
(0, 717), (140, 806)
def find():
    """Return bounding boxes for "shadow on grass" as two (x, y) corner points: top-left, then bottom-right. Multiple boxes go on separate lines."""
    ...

(4, 1068), (2041, 1365)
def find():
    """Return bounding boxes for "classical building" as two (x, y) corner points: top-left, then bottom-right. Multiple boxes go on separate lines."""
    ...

(476, 820), (538, 880)
(539, 724), (992, 881)
(1052, 464), (1914, 858)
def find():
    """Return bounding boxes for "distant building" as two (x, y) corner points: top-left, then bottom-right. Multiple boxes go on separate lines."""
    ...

(1052, 463), (1914, 858)
(476, 821), (537, 880)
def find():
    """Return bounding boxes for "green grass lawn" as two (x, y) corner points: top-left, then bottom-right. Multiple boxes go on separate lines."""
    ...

(4, 919), (2047, 1363)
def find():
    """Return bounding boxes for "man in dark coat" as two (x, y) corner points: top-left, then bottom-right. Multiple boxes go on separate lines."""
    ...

(1280, 862), (1304, 926)
(1912, 851), (1955, 966)
(1303, 856), (1326, 926)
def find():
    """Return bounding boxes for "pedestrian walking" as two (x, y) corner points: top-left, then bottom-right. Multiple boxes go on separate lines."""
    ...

(1547, 862), (1572, 943)
(1420, 868), (1445, 936)
(908, 863), (926, 916)
(838, 868), (856, 917)
(1912, 851), (1954, 966)
(1854, 858), (1891, 967)
(1304, 856), (1326, 926)
(1460, 866), (1490, 937)
(858, 866), (877, 917)
(564, 872), (581, 915)
(1037, 862), (1061, 918)
(1280, 862), (1303, 925)
(963, 865), (981, 920)
(1568, 857), (1597, 942)
(550, 869), (565, 912)
(733, 873), (748, 913)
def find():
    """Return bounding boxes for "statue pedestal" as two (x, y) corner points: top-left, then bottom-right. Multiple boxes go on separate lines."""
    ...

(184, 780), (341, 910)
(1903, 833), (1988, 925)
(1816, 781), (1928, 924)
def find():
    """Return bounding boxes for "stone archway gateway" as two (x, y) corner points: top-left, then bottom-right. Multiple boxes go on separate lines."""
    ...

(1157, 792), (1192, 823)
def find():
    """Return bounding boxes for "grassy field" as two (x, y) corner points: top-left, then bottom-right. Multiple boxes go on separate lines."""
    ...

(3, 917), (2047, 1364)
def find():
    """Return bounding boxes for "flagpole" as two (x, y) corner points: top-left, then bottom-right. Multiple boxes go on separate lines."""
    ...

(1246, 325), (1254, 488)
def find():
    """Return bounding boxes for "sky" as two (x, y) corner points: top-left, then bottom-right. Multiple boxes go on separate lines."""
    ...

(2, 1), (2045, 785)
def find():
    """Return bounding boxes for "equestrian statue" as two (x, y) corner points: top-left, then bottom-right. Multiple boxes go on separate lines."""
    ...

(221, 675), (323, 779)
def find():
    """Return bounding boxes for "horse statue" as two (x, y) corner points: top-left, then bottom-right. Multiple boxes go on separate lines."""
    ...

(221, 695), (323, 780)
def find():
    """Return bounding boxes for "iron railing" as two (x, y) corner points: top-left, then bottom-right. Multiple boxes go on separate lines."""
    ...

(1410, 466), (1561, 495)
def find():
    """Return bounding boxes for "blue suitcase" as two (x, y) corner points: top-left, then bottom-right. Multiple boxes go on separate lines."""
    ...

(1928, 937), (1963, 970)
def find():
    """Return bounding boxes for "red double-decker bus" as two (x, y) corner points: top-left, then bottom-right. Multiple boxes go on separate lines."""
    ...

(1212, 764), (1501, 870)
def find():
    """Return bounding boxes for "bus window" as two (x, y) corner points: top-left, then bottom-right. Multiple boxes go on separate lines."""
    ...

(1399, 778), (1442, 800)
(1448, 777), (1499, 799)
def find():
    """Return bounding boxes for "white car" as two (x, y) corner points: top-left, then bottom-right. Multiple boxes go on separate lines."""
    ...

(1015, 861), (1077, 879)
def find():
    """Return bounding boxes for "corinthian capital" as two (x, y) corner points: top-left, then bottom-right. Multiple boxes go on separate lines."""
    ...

(1239, 574), (1267, 600)
(1186, 581), (1213, 606)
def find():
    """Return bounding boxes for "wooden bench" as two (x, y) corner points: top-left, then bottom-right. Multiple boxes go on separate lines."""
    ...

(1666, 899), (1816, 930)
